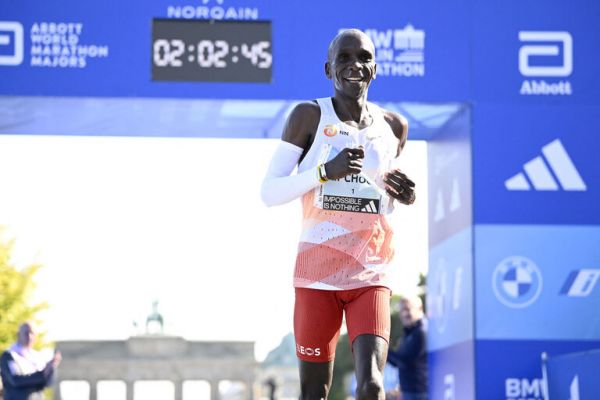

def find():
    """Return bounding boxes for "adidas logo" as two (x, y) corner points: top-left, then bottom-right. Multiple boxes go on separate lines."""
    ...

(361, 200), (378, 213)
(505, 139), (586, 191)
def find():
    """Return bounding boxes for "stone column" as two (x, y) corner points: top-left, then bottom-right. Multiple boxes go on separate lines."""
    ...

(126, 381), (135, 400)
(53, 380), (62, 400)
(89, 380), (98, 400)
(173, 379), (183, 400)
(210, 380), (220, 400)
(245, 379), (254, 400)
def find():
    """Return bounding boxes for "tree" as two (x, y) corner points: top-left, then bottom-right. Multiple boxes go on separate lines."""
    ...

(0, 231), (48, 351)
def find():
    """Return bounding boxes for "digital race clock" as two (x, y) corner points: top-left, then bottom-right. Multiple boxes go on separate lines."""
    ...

(151, 19), (272, 82)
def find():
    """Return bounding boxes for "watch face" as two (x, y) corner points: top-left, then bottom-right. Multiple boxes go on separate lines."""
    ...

(151, 19), (272, 82)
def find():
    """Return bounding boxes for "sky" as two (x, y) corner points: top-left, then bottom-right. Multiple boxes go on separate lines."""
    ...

(0, 135), (427, 361)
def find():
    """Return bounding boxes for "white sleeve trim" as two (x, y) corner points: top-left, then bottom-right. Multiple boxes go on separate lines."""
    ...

(261, 140), (320, 207)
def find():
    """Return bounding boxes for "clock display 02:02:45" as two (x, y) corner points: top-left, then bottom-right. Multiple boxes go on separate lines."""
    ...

(152, 39), (272, 69)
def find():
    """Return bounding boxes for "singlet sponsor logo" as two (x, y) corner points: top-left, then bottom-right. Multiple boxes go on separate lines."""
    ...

(296, 344), (321, 357)
(324, 124), (338, 137)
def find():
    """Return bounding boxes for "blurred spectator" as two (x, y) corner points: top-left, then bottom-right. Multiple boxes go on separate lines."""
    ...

(0, 322), (61, 400)
(387, 296), (428, 400)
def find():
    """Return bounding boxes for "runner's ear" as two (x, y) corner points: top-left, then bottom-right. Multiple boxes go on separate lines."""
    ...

(325, 61), (332, 79)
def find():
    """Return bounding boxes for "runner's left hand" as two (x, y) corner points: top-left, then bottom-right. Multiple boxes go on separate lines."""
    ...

(384, 169), (416, 205)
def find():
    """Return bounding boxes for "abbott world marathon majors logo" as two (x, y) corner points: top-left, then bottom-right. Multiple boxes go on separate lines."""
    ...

(361, 25), (425, 78)
(167, 0), (260, 20)
(519, 31), (573, 95)
(493, 256), (543, 308)
(0, 21), (24, 66)
(0, 21), (109, 68)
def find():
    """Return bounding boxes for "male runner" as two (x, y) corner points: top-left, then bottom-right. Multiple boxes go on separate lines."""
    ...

(261, 29), (416, 400)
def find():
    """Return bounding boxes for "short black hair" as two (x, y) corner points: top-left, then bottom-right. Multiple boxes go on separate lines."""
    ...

(327, 29), (376, 62)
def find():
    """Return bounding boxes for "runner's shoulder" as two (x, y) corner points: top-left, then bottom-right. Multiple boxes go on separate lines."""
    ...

(288, 100), (321, 124)
(282, 101), (321, 146)
(381, 108), (408, 141)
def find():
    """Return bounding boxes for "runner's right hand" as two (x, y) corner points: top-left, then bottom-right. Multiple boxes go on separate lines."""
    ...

(324, 147), (364, 180)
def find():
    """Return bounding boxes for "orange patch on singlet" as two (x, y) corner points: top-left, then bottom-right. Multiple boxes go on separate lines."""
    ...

(323, 124), (338, 137)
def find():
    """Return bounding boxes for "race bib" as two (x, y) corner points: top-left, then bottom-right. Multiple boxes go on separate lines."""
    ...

(314, 144), (391, 214)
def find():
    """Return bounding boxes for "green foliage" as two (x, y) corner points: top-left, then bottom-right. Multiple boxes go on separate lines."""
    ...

(0, 232), (48, 351)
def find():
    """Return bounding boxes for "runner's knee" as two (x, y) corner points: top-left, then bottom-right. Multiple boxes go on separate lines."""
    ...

(355, 377), (384, 400)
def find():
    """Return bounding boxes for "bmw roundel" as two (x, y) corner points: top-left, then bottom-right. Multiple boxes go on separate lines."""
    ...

(492, 256), (543, 308)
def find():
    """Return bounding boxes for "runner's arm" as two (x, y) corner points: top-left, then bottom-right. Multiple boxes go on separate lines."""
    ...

(260, 102), (321, 206)
(382, 111), (416, 205)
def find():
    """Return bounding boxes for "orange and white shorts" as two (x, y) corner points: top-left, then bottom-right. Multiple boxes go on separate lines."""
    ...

(294, 286), (391, 362)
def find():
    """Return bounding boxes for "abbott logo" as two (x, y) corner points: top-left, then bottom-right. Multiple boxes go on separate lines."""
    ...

(519, 31), (573, 95)
(505, 139), (586, 191)
(0, 21), (24, 66)
(560, 269), (600, 297)
(519, 31), (572, 77)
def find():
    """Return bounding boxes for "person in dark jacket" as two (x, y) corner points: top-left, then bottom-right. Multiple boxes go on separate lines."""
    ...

(0, 322), (61, 400)
(387, 295), (428, 400)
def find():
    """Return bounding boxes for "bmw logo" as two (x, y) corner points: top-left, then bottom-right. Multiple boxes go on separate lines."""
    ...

(492, 256), (543, 308)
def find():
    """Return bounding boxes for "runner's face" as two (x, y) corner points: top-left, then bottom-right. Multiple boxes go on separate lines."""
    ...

(327, 34), (377, 98)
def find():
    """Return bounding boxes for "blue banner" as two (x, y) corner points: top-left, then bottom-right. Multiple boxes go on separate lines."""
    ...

(428, 341), (475, 400)
(0, 0), (471, 101)
(428, 228), (474, 351)
(472, 104), (600, 225)
(476, 340), (600, 400)
(427, 107), (471, 247)
(545, 349), (600, 400)
(471, 0), (600, 104)
(475, 225), (600, 340)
